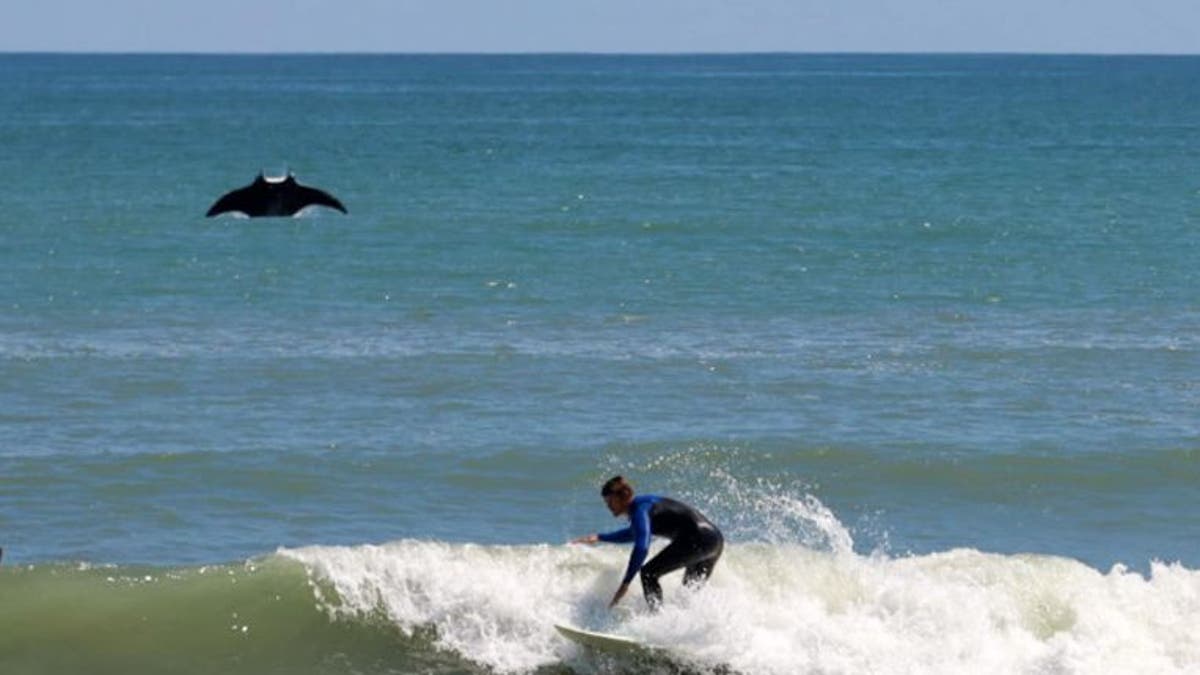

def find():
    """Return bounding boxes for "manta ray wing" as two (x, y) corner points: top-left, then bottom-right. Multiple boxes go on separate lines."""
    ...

(289, 184), (348, 214)
(206, 175), (272, 217)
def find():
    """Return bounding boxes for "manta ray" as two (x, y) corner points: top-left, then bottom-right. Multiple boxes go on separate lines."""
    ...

(206, 172), (348, 217)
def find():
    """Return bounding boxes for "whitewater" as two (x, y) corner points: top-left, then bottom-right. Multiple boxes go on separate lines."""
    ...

(281, 496), (1200, 674)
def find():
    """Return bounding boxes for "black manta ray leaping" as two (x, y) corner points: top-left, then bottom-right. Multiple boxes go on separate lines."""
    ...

(206, 172), (348, 218)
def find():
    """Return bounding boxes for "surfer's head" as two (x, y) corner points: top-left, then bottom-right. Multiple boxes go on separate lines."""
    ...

(601, 475), (634, 517)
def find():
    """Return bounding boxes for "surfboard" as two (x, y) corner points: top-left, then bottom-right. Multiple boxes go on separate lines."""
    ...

(553, 623), (659, 656)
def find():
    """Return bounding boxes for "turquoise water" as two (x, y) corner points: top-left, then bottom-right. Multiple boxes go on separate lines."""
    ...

(1, 54), (1198, 673)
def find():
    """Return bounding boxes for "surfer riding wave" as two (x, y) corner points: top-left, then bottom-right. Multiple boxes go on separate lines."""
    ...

(572, 475), (724, 609)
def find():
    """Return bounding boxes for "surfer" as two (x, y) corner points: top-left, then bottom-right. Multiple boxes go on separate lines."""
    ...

(571, 476), (724, 609)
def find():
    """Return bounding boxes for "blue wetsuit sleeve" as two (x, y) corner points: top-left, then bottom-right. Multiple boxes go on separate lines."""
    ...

(619, 501), (652, 585)
(597, 527), (633, 543)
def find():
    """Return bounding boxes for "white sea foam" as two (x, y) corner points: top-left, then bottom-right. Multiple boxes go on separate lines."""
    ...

(280, 498), (1200, 674)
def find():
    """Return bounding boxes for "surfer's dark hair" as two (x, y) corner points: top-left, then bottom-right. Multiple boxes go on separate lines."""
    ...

(601, 475), (634, 499)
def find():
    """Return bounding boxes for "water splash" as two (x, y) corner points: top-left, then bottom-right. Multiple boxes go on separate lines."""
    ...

(281, 539), (1200, 675)
(275, 466), (1200, 674)
(599, 442), (855, 554)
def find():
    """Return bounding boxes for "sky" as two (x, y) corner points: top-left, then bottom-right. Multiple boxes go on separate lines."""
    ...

(3, 0), (1199, 54)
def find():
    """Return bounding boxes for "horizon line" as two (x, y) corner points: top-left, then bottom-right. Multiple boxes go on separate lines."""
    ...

(2, 49), (1198, 58)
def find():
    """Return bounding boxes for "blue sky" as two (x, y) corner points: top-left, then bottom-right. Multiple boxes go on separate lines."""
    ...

(4, 0), (1199, 54)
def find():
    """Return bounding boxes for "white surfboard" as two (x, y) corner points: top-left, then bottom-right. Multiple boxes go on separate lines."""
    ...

(553, 623), (659, 656)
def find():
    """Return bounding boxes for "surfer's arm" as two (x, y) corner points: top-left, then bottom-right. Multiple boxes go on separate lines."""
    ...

(606, 504), (651, 608)
(609, 581), (630, 608)
(573, 525), (637, 545)
(597, 526), (634, 543)
(572, 527), (634, 545)
(618, 502), (652, 585)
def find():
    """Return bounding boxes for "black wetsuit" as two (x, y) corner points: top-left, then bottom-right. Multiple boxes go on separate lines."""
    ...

(598, 494), (724, 608)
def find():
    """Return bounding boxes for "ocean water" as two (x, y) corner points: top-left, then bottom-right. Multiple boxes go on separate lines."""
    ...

(1, 53), (1198, 673)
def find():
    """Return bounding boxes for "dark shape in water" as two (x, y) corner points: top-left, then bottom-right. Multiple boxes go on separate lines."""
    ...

(206, 172), (348, 218)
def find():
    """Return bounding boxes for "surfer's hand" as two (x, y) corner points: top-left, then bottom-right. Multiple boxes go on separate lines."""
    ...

(609, 582), (629, 608)
(570, 534), (599, 545)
